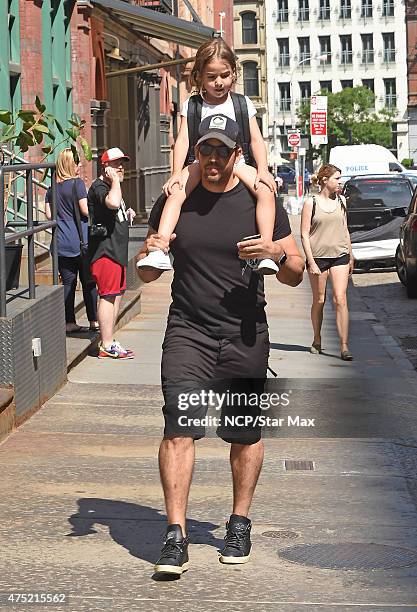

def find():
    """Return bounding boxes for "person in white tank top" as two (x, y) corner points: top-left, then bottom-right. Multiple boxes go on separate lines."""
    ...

(300, 164), (354, 361)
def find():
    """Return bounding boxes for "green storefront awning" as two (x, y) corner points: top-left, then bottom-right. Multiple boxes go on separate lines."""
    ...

(92, 0), (216, 48)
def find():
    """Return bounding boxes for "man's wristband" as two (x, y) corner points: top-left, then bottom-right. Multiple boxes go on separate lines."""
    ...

(277, 251), (287, 270)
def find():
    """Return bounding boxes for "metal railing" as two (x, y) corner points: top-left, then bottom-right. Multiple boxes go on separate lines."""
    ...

(340, 50), (353, 65)
(318, 7), (330, 19)
(0, 162), (58, 317)
(361, 4), (372, 17)
(383, 49), (396, 63)
(2, 146), (52, 253)
(277, 8), (289, 22)
(362, 49), (374, 64)
(298, 8), (309, 21)
(278, 53), (290, 67)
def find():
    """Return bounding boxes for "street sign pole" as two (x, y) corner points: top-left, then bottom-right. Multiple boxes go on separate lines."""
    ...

(288, 130), (301, 207)
(299, 146), (306, 201)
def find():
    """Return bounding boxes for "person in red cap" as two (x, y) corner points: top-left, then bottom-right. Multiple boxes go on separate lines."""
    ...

(87, 147), (136, 359)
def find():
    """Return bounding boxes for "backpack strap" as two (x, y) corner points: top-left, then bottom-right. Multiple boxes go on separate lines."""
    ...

(337, 193), (347, 215)
(186, 94), (203, 165)
(311, 195), (317, 222)
(231, 92), (255, 166)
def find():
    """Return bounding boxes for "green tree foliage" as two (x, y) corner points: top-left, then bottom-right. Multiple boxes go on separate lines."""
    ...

(0, 96), (92, 163)
(298, 86), (394, 159)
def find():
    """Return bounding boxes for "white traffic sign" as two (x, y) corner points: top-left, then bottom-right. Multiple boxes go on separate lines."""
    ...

(287, 130), (301, 148)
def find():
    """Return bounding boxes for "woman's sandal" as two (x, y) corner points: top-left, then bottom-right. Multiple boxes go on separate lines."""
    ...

(341, 350), (354, 361)
(310, 342), (322, 354)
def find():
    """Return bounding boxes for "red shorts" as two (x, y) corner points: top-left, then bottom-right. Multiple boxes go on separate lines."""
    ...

(91, 256), (126, 297)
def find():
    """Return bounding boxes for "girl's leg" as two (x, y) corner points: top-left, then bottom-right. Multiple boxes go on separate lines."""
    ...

(59, 256), (78, 324)
(157, 164), (202, 242)
(329, 264), (350, 351)
(308, 269), (329, 346)
(234, 164), (275, 242)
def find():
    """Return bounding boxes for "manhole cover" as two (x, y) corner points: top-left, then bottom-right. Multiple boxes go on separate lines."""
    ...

(400, 337), (417, 350)
(262, 530), (299, 540)
(278, 543), (417, 570)
(284, 460), (315, 471)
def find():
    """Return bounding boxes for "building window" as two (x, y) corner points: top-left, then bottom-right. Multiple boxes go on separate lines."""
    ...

(298, 0), (309, 22)
(340, 35), (352, 65)
(340, 0), (351, 19)
(361, 0), (372, 17)
(279, 83), (291, 111)
(319, 36), (331, 64)
(382, 0), (394, 17)
(299, 81), (311, 102)
(361, 34), (374, 64)
(319, 0), (330, 20)
(341, 80), (353, 89)
(277, 0), (289, 23)
(241, 12), (257, 45)
(384, 78), (396, 108)
(383, 32), (395, 63)
(362, 79), (374, 93)
(243, 62), (259, 97)
(320, 80), (332, 92)
(298, 37), (310, 65)
(277, 38), (290, 67)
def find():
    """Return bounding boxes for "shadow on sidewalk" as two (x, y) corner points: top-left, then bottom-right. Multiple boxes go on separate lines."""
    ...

(270, 342), (309, 353)
(66, 498), (223, 564)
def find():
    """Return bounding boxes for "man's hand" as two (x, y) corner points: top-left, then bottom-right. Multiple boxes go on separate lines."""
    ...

(237, 236), (282, 262)
(104, 166), (119, 183)
(126, 208), (136, 223)
(146, 232), (176, 255)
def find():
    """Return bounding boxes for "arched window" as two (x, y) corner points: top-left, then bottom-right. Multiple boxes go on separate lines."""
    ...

(241, 12), (257, 45)
(243, 62), (259, 97)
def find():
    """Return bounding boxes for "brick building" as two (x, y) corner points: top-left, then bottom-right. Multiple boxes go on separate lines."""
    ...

(0, 0), (217, 219)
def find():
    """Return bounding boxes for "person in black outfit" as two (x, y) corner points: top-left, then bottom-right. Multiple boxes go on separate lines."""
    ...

(45, 148), (98, 333)
(137, 116), (304, 575)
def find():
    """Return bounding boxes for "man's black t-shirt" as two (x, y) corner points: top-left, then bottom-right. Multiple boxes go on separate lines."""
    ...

(87, 178), (129, 266)
(149, 181), (291, 338)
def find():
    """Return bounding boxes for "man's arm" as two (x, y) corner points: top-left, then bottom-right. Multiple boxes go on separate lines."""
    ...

(103, 167), (122, 209)
(274, 234), (305, 287)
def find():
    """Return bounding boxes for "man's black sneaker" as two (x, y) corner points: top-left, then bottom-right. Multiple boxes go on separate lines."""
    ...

(219, 514), (252, 564)
(154, 524), (189, 575)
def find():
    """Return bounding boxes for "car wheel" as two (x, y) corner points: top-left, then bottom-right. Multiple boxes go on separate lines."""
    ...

(395, 245), (407, 286)
(406, 270), (417, 299)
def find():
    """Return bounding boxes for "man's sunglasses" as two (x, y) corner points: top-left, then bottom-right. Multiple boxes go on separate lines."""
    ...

(198, 143), (234, 159)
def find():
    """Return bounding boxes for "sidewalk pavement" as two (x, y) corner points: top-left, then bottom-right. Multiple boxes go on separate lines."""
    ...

(1, 216), (417, 610)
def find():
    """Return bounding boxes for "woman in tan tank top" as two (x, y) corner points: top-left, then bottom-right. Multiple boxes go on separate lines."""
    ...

(300, 164), (354, 361)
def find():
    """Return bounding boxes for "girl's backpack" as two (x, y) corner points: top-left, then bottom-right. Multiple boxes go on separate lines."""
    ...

(185, 92), (256, 167)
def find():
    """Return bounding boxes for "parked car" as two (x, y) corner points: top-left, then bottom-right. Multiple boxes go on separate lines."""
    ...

(396, 186), (417, 298)
(275, 165), (295, 192)
(342, 174), (416, 270)
(330, 144), (417, 186)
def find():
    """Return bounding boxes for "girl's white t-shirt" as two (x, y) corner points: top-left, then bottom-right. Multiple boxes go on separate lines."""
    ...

(180, 93), (257, 121)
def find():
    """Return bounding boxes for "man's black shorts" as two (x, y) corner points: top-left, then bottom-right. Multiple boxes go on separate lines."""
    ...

(161, 317), (269, 444)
